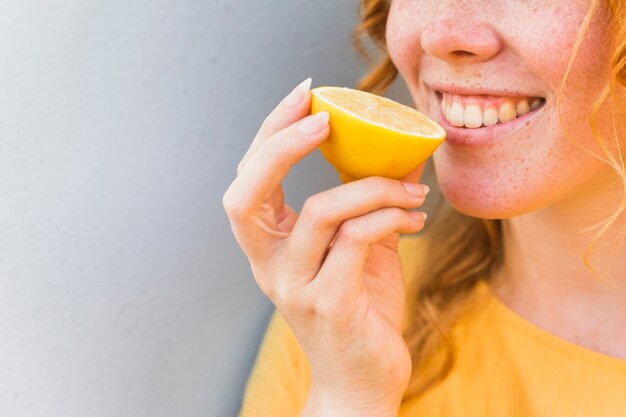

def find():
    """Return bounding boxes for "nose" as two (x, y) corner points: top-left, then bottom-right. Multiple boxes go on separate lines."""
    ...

(420, 12), (502, 65)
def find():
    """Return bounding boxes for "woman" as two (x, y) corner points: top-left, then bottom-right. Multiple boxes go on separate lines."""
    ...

(224, 0), (626, 415)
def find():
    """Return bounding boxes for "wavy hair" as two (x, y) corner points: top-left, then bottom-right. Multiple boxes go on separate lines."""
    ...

(352, 0), (626, 401)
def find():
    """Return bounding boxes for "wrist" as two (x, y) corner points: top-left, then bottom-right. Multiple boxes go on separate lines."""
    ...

(300, 384), (401, 417)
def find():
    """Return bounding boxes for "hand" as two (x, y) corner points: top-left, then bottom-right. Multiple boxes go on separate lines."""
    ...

(223, 78), (429, 416)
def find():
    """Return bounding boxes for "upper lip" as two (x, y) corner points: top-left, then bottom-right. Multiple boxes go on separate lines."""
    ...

(427, 82), (544, 99)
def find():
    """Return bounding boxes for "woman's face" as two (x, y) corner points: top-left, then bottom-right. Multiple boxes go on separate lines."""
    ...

(386, 0), (618, 219)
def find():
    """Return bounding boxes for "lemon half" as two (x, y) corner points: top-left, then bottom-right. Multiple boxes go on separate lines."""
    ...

(310, 86), (446, 183)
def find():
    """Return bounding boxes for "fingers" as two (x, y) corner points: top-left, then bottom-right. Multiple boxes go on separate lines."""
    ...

(237, 77), (313, 175)
(223, 111), (330, 222)
(310, 207), (426, 314)
(285, 176), (429, 278)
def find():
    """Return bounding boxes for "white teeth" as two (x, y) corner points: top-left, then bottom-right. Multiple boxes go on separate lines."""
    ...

(516, 99), (530, 116)
(483, 107), (499, 126)
(464, 105), (483, 128)
(498, 101), (516, 123)
(441, 94), (543, 128)
(449, 101), (465, 127)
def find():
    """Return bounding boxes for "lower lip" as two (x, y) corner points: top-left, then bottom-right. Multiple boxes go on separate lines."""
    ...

(437, 99), (546, 147)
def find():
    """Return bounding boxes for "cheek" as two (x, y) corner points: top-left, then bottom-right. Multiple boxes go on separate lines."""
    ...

(432, 6), (616, 219)
(551, 9), (616, 156)
(385, 2), (423, 82)
(433, 99), (614, 221)
(433, 120), (611, 219)
(386, 2), (432, 113)
(433, 89), (615, 220)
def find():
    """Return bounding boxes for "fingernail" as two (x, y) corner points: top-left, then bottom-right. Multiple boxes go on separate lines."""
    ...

(410, 211), (427, 221)
(283, 77), (312, 107)
(297, 111), (329, 134)
(403, 182), (429, 197)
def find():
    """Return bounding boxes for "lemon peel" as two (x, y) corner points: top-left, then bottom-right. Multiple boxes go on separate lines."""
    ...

(310, 86), (446, 183)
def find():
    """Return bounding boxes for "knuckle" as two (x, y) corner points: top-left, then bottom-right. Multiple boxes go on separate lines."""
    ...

(336, 220), (366, 245)
(391, 206), (409, 217)
(388, 207), (409, 223)
(222, 189), (251, 222)
(222, 188), (236, 213)
(300, 195), (329, 229)
(228, 205), (250, 223)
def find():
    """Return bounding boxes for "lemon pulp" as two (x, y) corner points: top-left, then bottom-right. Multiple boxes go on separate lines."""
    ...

(310, 86), (446, 183)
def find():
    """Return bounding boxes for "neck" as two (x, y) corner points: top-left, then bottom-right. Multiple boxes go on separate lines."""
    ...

(491, 175), (626, 360)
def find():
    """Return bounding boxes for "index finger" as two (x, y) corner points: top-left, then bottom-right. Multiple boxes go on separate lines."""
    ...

(230, 111), (330, 213)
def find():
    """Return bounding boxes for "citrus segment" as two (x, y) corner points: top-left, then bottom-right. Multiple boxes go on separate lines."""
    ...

(310, 86), (446, 183)
(315, 87), (444, 137)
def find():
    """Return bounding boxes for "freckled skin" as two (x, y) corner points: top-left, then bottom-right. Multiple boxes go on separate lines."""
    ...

(387, 0), (615, 218)
(386, 1), (626, 358)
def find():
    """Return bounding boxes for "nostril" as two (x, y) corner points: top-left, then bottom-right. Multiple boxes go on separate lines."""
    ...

(451, 50), (476, 58)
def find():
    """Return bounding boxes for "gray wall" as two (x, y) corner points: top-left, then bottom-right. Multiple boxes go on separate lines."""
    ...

(0, 1), (427, 416)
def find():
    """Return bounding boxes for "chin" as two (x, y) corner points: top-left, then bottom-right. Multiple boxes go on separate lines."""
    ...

(433, 160), (538, 220)
(438, 184), (518, 220)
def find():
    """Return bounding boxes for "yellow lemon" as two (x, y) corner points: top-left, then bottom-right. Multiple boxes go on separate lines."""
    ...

(310, 86), (446, 183)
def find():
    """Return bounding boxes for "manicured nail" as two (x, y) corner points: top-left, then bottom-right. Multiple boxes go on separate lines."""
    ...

(283, 77), (312, 107)
(410, 211), (427, 222)
(403, 182), (429, 197)
(297, 111), (329, 134)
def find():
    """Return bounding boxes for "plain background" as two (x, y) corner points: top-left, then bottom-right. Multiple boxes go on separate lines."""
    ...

(0, 1), (438, 416)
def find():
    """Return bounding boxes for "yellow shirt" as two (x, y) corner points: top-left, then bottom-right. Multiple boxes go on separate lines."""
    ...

(238, 235), (626, 416)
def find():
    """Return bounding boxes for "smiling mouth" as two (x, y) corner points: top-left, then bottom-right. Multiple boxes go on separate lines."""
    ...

(435, 91), (546, 129)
